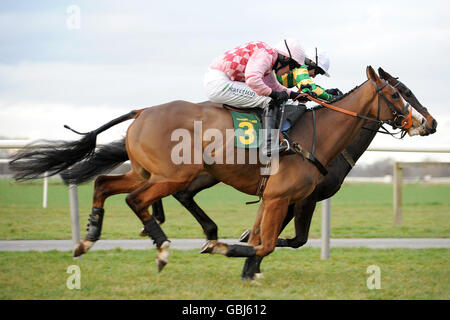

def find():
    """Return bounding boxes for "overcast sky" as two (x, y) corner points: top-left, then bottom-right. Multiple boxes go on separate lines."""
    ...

(0, 0), (449, 164)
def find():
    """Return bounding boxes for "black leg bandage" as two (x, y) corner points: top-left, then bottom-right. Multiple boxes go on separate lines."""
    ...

(143, 218), (168, 248)
(85, 207), (104, 241)
(276, 238), (290, 247)
(254, 256), (263, 274)
(226, 244), (256, 257)
(241, 256), (260, 280)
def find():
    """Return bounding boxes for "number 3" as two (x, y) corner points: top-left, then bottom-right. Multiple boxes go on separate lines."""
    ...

(238, 121), (255, 145)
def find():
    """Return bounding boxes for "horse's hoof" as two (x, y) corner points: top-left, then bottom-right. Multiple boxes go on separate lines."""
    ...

(139, 228), (148, 237)
(239, 230), (250, 243)
(254, 273), (264, 279)
(241, 270), (255, 281)
(73, 240), (94, 257)
(241, 274), (254, 281)
(73, 242), (85, 257)
(156, 259), (167, 272)
(241, 275), (261, 285)
(200, 240), (215, 254)
(156, 241), (170, 272)
(251, 279), (262, 286)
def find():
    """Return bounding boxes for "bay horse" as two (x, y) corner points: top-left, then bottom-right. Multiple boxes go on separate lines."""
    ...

(149, 67), (437, 276)
(9, 66), (432, 279)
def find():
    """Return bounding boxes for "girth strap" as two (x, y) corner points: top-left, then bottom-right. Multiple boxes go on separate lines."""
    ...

(282, 131), (328, 176)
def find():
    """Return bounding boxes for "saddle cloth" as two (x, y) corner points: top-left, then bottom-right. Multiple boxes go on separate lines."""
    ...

(225, 104), (307, 148)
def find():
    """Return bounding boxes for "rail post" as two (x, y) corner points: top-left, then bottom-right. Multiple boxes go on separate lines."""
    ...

(321, 198), (331, 260)
(42, 174), (48, 208)
(393, 162), (403, 226)
(68, 184), (81, 254)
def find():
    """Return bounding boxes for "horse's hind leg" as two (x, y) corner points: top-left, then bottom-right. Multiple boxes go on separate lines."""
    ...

(147, 173), (220, 240)
(200, 201), (265, 264)
(74, 172), (143, 257)
(125, 179), (188, 272)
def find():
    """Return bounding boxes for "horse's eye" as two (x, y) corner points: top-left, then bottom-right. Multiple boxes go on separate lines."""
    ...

(392, 92), (400, 100)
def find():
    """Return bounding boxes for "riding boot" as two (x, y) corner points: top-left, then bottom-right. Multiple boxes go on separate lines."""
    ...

(261, 104), (288, 158)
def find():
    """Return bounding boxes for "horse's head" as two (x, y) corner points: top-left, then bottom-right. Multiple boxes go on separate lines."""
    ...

(366, 66), (430, 137)
(378, 67), (437, 136)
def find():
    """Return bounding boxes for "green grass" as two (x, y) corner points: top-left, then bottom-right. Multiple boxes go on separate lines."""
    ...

(1, 179), (448, 300)
(0, 179), (449, 240)
(1, 179), (449, 240)
(0, 248), (448, 300)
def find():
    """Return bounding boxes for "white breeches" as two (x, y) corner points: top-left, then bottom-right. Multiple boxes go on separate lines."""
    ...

(203, 69), (271, 109)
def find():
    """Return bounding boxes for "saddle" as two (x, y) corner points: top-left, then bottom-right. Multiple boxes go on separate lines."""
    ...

(223, 103), (307, 133)
(222, 103), (328, 203)
(223, 102), (327, 172)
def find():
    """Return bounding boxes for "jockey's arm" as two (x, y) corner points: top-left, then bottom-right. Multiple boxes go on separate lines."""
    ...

(245, 49), (290, 97)
(277, 66), (334, 102)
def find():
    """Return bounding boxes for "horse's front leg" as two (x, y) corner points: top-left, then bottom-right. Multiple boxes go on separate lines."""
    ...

(200, 198), (289, 280)
(200, 202), (264, 257)
(241, 197), (289, 280)
(241, 202), (265, 279)
(276, 197), (316, 248)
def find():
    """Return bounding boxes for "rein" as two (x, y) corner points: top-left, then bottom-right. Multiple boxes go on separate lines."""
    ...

(249, 77), (412, 202)
(282, 79), (412, 177)
(361, 124), (408, 139)
(294, 79), (412, 138)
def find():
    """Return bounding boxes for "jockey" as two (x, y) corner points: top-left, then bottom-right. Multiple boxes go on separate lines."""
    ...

(276, 48), (343, 102)
(204, 39), (306, 157)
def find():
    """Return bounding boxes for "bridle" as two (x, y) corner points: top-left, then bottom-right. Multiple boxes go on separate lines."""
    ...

(272, 77), (415, 182)
(369, 78), (413, 132)
(378, 68), (436, 135)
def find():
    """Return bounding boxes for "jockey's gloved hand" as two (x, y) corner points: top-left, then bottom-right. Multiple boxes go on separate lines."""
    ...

(307, 91), (318, 99)
(326, 88), (343, 96)
(269, 90), (289, 102)
(297, 96), (309, 103)
(290, 91), (309, 103)
(300, 84), (312, 91)
(289, 91), (304, 101)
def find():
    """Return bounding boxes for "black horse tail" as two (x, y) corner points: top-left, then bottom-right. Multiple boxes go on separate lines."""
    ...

(60, 138), (128, 185)
(9, 110), (139, 182)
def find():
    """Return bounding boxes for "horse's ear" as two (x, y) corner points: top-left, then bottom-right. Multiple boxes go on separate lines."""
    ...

(366, 66), (381, 83)
(378, 67), (388, 80)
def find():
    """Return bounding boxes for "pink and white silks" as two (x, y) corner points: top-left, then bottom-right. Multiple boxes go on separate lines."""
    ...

(204, 41), (291, 108)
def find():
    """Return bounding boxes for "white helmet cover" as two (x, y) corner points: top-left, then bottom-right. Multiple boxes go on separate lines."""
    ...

(274, 38), (306, 66)
(306, 48), (330, 77)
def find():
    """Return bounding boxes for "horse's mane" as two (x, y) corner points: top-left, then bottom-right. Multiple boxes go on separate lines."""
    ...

(308, 80), (369, 110)
(331, 79), (369, 103)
